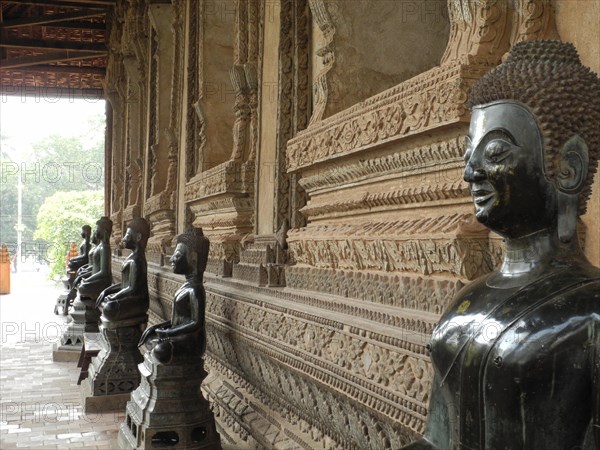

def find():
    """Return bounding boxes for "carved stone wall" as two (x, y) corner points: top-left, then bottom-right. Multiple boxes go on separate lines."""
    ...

(105, 1), (599, 448)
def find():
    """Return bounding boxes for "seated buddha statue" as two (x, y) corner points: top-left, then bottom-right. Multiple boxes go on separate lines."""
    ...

(67, 225), (92, 275)
(96, 217), (150, 323)
(402, 40), (600, 449)
(77, 216), (113, 300)
(139, 226), (210, 364)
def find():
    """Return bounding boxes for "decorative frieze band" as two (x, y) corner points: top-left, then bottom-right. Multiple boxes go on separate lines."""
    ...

(298, 135), (466, 194)
(287, 214), (494, 279)
(286, 59), (494, 172)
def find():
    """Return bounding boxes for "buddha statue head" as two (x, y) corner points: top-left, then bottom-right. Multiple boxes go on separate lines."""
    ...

(122, 217), (150, 251)
(465, 40), (600, 242)
(93, 216), (113, 245)
(171, 227), (210, 277)
(82, 225), (91, 240)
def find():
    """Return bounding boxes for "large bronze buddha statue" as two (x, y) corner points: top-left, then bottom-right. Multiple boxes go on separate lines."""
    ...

(119, 227), (221, 449)
(138, 226), (209, 363)
(402, 40), (600, 449)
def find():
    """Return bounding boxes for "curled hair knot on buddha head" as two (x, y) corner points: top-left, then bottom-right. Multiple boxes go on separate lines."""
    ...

(468, 40), (600, 215)
(176, 226), (210, 274)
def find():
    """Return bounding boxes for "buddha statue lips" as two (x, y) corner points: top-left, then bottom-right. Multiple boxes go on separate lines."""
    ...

(402, 40), (600, 450)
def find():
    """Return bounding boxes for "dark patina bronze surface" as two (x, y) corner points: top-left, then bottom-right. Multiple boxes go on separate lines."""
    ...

(402, 40), (600, 449)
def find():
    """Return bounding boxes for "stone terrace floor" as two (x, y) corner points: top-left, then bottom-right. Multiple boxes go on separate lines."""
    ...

(0, 270), (245, 450)
(1, 270), (122, 449)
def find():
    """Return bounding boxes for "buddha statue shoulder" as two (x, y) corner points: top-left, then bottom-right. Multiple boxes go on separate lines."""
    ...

(96, 218), (150, 324)
(402, 40), (600, 450)
(139, 226), (210, 364)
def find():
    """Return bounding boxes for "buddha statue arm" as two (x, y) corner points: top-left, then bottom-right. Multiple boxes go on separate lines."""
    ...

(158, 291), (201, 338)
(138, 320), (171, 347)
(95, 282), (122, 307)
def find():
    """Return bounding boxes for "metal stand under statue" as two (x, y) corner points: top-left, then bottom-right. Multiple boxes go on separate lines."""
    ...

(82, 218), (151, 413)
(53, 218), (113, 362)
(119, 227), (221, 450)
(402, 41), (600, 450)
(54, 225), (92, 316)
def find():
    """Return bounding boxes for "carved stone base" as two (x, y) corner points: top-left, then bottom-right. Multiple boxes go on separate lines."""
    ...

(206, 259), (233, 278)
(81, 380), (131, 414)
(60, 295), (100, 347)
(53, 274), (75, 315)
(232, 237), (287, 287)
(52, 342), (82, 362)
(118, 353), (221, 450)
(85, 319), (146, 403)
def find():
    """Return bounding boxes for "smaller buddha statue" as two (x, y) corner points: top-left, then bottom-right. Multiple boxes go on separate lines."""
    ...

(77, 217), (113, 301)
(139, 226), (209, 364)
(85, 218), (151, 402)
(96, 218), (150, 323)
(60, 217), (113, 344)
(67, 225), (92, 274)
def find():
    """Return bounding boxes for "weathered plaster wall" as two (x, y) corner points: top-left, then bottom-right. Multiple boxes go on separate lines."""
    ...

(311, 0), (449, 120)
(555, 0), (600, 266)
(203, 4), (236, 169)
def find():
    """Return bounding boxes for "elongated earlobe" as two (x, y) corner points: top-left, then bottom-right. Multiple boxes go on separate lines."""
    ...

(556, 135), (589, 243)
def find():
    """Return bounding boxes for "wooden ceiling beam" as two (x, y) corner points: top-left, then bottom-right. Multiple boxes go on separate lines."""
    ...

(0, 50), (104, 69)
(0, 1), (112, 9)
(41, 20), (105, 30)
(2, 10), (105, 29)
(13, 64), (105, 74)
(0, 36), (106, 52)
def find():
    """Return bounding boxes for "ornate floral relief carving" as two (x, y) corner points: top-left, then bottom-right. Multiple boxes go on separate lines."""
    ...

(308, 0), (336, 125)
(287, 214), (493, 279)
(206, 321), (425, 447)
(510, 0), (559, 45)
(285, 267), (463, 316)
(441, 0), (511, 65)
(299, 136), (465, 193)
(286, 61), (491, 173)
(302, 180), (469, 220)
(274, 0), (311, 232)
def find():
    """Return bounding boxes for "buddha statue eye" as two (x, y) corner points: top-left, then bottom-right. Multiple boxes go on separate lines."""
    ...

(484, 139), (513, 163)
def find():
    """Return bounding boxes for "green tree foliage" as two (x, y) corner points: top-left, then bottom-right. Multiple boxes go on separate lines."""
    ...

(34, 190), (104, 280)
(0, 113), (104, 252)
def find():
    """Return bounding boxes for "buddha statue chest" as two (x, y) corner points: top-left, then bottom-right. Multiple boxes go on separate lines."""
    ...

(430, 268), (600, 449)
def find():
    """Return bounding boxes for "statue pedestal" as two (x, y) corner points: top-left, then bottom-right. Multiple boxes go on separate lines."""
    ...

(53, 272), (75, 315)
(60, 295), (100, 345)
(53, 295), (99, 361)
(81, 317), (146, 413)
(118, 352), (221, 450)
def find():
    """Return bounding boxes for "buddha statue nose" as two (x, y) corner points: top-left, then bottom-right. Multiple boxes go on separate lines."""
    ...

(464, 164), (486, 182)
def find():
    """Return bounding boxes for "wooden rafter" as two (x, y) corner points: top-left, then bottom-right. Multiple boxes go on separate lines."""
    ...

(0, 37), (106, 52)
(0, 50), (104, 69)
(2, 10), (105, 29)
(38, 20), (105, 30)
(16, 64), (105, 74)
(1, 1), (113, 8)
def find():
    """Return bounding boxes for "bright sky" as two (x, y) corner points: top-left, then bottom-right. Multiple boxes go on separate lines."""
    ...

(0, 94), (106, 159)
